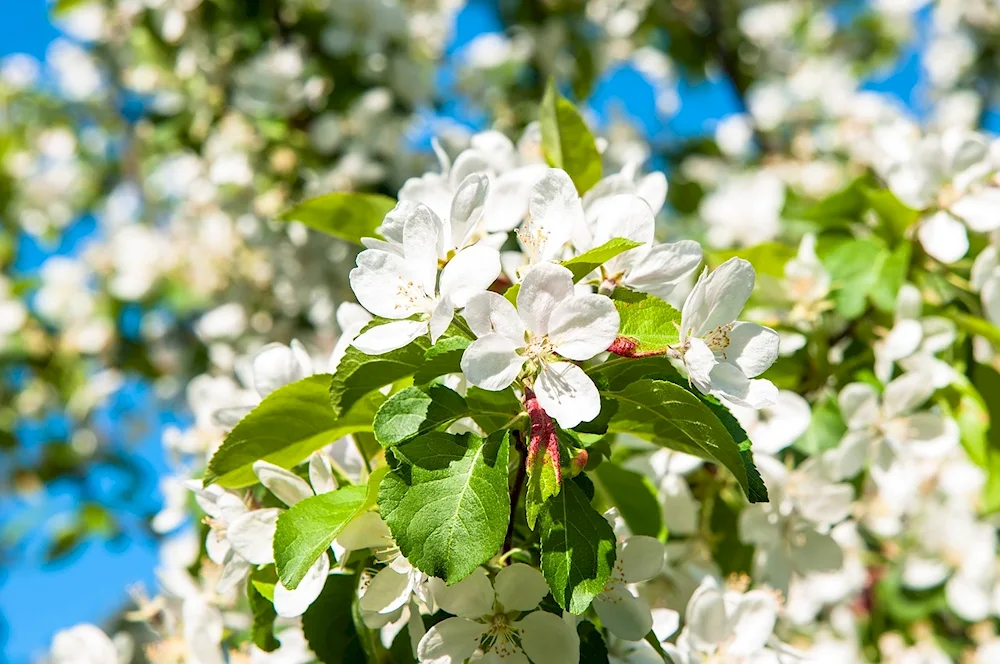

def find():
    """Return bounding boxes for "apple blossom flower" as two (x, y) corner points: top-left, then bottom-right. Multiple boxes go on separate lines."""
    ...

(417, 565), (580, 664)
(873, 284), (956, 387)
(730, 390), (812, 456)
(350, 203), (501, 354)
(675, 258), (779, 409)
(593, 532), (666, 641)
(49, 624), (129, 664)
(460, 262), (619, 428)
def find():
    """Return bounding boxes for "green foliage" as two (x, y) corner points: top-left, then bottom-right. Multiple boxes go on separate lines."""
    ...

(278, 192), (397, 246)
(413, 337), (471, 385)
(594, 461), (663, 538)
(869, 243), (912, 313)
(525, 445), (560, 531)
(610, 289), (683, 354)
(538, 476), (617, 614)
(274, 484), (369, 589)
(563, 238), (643, 282)
(248, 567), (280, 652)
(373, 385), (469, 447)
(465, 386), (523, 432)
(205, 375), (378, 488)
(378, 432), (511, 583)
(949, 310), (1000, 347)
(864, 187), (920, 238)
(577, 621), (611, 664)
(540, 81), (602, 195)
(794, 398), (845, 456)
(329, 328), (431, 417)
(301, 574), (368, 663)
(822, 237), (886, 318)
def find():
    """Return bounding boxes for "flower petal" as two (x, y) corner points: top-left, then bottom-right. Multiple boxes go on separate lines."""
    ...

(450, 173), (489, 249)
(417, 617), (484, 664)
(227, 508), (280, 565)
(494, 563), (549, 611)
(528, 169), (581, 261)
(593, 591), (654, 641)
(918, 211), (969, 264)
(309, 452), (337, 494)
(252, 342), (311, 397)
(591, 194), (655, 246)
(549, 294), (619, 360)
(623, 240), (703, 300)
(726, 322), (779, 378)
(403, 206), (444, 295)
(680, 258), (756, 340)
(274, 553), (330, 618)
(882, 371), (935, 417)
(360, 564), (415, 615)
(253, 461), (314, 506)
(838, 382), (881, 429)
(460, 334), (526, 391)
(463, 291), (526, 345)
(517, 610), (580, 664)
(429, 295), (455, 344)
(433, 567), (495, 618)
(352, 320), (429, 355)
(728, 590), (778, 656)
(335, 511), (392, 552)
(636, 172), (668, 214)
(517, 262), (575, 336)
(620, 536), (665, 583)
(683, 578), (729, 651)
(483, 164), (548, 232)
(951, 187), (1000, 232)
(350, 250), (425, 318)
(439, 244), (502, 307)
(534, 360), (601, 429)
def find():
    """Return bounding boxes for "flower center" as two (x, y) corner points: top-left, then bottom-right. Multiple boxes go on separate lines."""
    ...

(483, 612), (522, 659)
(516, 217), (549, 259)
(395, 277), (428, 311)
(523, 333), (554, 363)
(704, 323), (734, 355)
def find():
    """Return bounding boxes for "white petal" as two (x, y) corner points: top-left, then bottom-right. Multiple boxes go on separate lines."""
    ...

(534, 361), (601, 429)
(227, 508), (280, 565)
(50, 625), (119, 664)
(947, 573), (992, 622)
(215, 553), (250, 594)
(335, 511), (392, 551)
(838, 383), (881, 429)
(309, 453), (337, 494)
(882, 371), (935, 417)
(252, 342), (310, 397)
(439, 244), (502, 307)
(429, 296), (455, 344)
(360, 564), (415, 615)
(728, 590), (778, 656)
(517, 611), (580, 664)
(417, 618), (485, 664)
(829, 429), (877, 479)
(517, 262), (574, 336)
(790, 529), (844, 575)
(253, 461), (314, 506)
(620, 536), (665, 583)
(529, 169), (581, 261)
(726, 322), (779, 378)
(680, 258), (755, 339)
(350, 250), (425, 318)
(494, 563), (549, 611)
(352, 320), (429, 355)
(684, 578), (728, 651)
(683, 337), (718, 396)
(460, 334), (526, 390)
(450, 173), (489, 248)
(951, 187), (1000, 232)
(882, 319), (923, 361)
(549, 294), (620, 360)
(591, 194), (655, 246)
(623, 241), (703, 299)
(593, 591), (653, 641)
(463, 291), (526, 345)
(274, 553), (330, 618)
(708, 362), (777, 408)
(433, 567), (495, 618)
(891, 413), (958, 456)
(403, 206), (444, 295)
(651, 607), (680, 642)
(483, 165), (548, 232)
(901, 556), (950, 590)
(918, 211), (969, 264)
(636, 172), (668, 214)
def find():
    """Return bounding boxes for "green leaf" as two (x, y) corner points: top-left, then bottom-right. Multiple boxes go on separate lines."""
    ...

(302, 575), (366, 663)
(330, 327), (430, 418)
(869, 243), (912, 313)
(540, 80), (602, 195)
(205, 375), (377, 488)
(413, 337), (471, 385)
(379, 432), (511, 583)
(610, 289), (683, 354)
(577, 621), (611, 664)
(248, 567), (280, 652)
(822, 238), (885, 318)
(948, 310), (1000, 347)
(707, 242), (796, 278)
(277, 192), (397, 245)
(594, 462), (662, 538)
(562, 238), (643, 282)
(602, 379), (759, 503)
(864, 186), (920, 238)
(374, 385), (469, 447)
(274, 485), (368, 589)
(465, 386), (523, 432)
(525, 446), (561, 531)
(793, 398), (844, 456)
(539, 476), (617, 614)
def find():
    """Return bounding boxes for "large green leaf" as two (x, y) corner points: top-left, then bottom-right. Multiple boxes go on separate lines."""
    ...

(205, 375), (378, 488)
(378, 432), (511, 583)
(594, 462), (663, 538)
(302, 574), (367, 663)
(413, 336), (471, 385)
(373, 385), (469, 447)
(330, 327), (431, 418)
(821, 238), (886, 318)
(273, 484), (368, 589)
(465, 387), (523, 433)
(562, 238), (643, 282)
(540, 81), (602, 195)
(602, 379), (764, 502)
(610, 289), (682, 355)
(277, 192), (396, 245)
(539, 476), (617, 614)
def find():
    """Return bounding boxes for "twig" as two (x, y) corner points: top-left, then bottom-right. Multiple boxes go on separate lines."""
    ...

(502, 430), (528, 562)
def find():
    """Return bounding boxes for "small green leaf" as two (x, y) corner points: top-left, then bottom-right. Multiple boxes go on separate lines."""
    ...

(870, 243), (912, 313)
(793, 398), (844, 457)
(274, 485), (368, 589)
(374, 385), (469, 447)
(302, 574), (367, 663)
(414, 337), (471, 385)
(465, 387), (523, 433)
(539, 476), (617, 614)
(864, 186), (920, 238)
(822, 238), (885, 318)
(205, 375), (378, 488)
(248, 567), (280, 652)
(562, 238), (643, 282)
(540, 80), (602, 195)
(594, 462), (663, 538)
(278, 192), (397, 245)
(379, 432), (511, 583)
(330, 325), (431, 418)
(610, 289), (682, 354)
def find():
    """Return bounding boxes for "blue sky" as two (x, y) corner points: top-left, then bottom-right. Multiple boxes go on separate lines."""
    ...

(0, 0), (955, 662)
